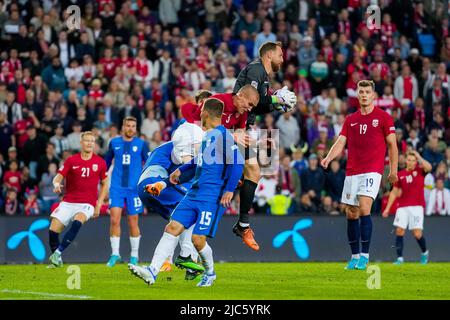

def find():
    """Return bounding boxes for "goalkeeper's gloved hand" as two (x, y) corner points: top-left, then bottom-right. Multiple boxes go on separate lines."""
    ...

(272, 86), (297, 112)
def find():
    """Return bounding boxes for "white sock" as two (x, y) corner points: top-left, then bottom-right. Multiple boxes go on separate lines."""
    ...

(110, 236), (120, 256)
(150, 232), (179, 275)
(351, 254), (360, 260)
(397, 257), (404, 261)
(361, 253), (369, 259)
(198, 242), (214, 274)
(130, 236), (141, 258)
(179, 225), (198, 261)
(239, 222), (250, 228)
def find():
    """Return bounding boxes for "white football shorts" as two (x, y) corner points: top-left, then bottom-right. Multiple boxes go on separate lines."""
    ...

(50, 201), (95, 226)
(341, 172), (382, 206)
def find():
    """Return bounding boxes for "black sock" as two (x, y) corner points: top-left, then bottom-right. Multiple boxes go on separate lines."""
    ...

(58, 220), (82, 253)
(395, 235), (404, 258)
(49, 230), (60, 253)
(347, 219), (360, 255)
(416, 236), (427, 253)
(360, 215), (372, 254)
(238, 180), (258, 225)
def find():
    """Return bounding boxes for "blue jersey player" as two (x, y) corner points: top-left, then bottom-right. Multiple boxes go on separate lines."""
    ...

(104, 116), (149, 266)
(137, 120), (205, 279)
(129, 98), (244, 287)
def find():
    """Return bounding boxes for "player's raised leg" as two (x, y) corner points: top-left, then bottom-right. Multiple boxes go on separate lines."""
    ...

(107, 206), (122, 267)
(234, 160), (260, 251)
(49, 212), (88, 267)
(355, 196), (373, 270)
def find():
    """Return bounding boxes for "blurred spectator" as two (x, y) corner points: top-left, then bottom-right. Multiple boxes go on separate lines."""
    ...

(426, 178), (450, 216)
(39, 162), (58, 214)
(325, 160), (345, 209)
(24, 186), (40, 216)
(300, 153), (325, 208)
(268, 186), (292, 216)
(276, 111), (299, 151)
(254, 172), (277, 214)
(4, 187), (19, 215)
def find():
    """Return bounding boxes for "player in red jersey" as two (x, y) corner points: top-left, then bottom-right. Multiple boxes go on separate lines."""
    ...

(382, 150), (431, 265)
(48, 131), (108, 267)
(321, 80), (399, 270)
(181, 84), (260, 133)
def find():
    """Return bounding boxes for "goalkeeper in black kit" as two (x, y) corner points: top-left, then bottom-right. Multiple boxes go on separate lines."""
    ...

(232, 41), (297, 251)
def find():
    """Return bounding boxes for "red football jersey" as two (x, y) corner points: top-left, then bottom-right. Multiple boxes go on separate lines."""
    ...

(394, 165), (426, 208)
(182, 93), (247, 130)
(58, 153), (108, 207)
(340, 107), (395, 176)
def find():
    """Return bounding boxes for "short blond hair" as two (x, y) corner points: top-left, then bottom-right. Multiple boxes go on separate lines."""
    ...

(80, 131), (96, 141)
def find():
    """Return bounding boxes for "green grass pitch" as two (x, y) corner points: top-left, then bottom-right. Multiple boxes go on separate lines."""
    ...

(1, 262), (449, 300)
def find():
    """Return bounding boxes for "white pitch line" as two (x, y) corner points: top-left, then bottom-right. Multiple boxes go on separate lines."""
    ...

(1, 289), (93, 299)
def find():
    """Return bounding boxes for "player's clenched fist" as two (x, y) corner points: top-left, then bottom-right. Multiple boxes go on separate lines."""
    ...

(169, 169), (181, 185)
(53, 182), (63, 194)
(388, 172), (398, 184)
(320, 157), (331, 169)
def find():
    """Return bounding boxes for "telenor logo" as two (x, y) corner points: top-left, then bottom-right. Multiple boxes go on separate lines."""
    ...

(7, 219), (49, 261)
(272, 219), (312, 260)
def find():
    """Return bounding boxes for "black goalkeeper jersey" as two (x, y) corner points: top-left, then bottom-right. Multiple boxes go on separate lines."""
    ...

(233, 59), (274, 126)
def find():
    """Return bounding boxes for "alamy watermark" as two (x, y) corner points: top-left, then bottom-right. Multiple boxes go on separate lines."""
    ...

(366, 265), (381, 289)
(366, 5), (381, 30)
(65, 5), (81, 31)
(66, 265), (81, 290)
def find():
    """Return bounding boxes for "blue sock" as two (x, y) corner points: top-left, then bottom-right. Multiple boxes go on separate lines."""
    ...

(49, 230), (60, 253)
(360, 215), (372, 254)
(347, 219), (360, 255)
(416, 236), (427, 253)
(395, 235), (404, 258)
(57, 221), (82, 253)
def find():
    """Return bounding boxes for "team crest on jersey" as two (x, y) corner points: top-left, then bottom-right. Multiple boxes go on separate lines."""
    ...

(92, 164), (98, 172)
(372, 119), (379, 127)
(132, 146), (138, 152)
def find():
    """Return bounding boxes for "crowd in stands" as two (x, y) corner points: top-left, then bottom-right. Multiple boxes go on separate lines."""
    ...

(0, 0), (449, 216)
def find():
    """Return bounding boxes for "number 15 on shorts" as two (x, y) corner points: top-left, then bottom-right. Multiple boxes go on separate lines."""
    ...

(200, 211), (212, 226)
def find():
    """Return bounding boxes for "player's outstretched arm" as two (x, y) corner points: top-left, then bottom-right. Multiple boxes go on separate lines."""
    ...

(382, 187), (401, 217)
(321, 135), (347, 169)
(52, 173), (64, 194)
(386, 133), (399, 184)
(94, 177), (109, 218)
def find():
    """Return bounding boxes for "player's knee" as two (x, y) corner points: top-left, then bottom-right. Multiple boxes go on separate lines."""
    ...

(191, 235), (206, 251)
(413, 229), (422, 239)
(244, 163), (260, 182)
(345, 206), (359, 219)
(164, 221), (183, 236)
(396, 228), (406, 236)
(110, 215), (121, 226)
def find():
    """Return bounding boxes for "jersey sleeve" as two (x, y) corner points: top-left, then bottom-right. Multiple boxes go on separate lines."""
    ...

(340, 117), (349, 137)
(237, 113), (248, 129)
(58, 157), (71, 177)
(383, 113), (396, 137)
(223, 131), (244, 193)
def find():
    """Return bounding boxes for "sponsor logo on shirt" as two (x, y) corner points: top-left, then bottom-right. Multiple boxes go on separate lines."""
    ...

(73, 166), (79, 169)
(351, 123), (358, 126)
